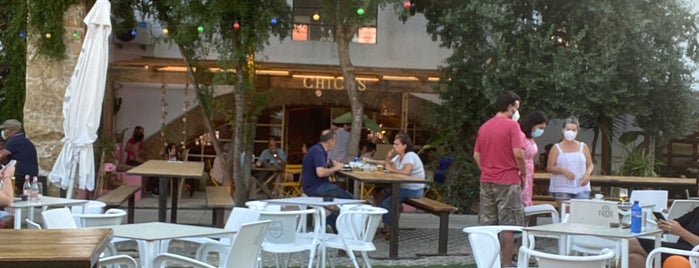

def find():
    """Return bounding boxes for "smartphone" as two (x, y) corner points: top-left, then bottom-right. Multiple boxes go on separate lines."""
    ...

(653, 211), (667, 221)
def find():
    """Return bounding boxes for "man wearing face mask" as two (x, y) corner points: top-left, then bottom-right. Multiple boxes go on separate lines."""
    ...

(546, 115), (594, 208)
(0, 119), (39, 191)
(473, 91), (527, 268)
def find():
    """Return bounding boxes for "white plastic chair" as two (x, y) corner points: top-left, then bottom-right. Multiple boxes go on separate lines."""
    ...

(524, 204), (564, 254)
(41, 207), (79, 229)
(258, 208), (322, 268)
(75, 208), (127, 228)
(567, 200), (621, 262)
(661, 200), (699, 243)
(98, 254), (138, 268)
(462, 225), (523, 268)
(160, 207), (261, 264)
(519, 244), (614, 268)
(619, 190), (668, 228)
(645, 245), (699, 268)
(153, 220), (271, 268)
(25, 219), (41, 229)
(325, 205), (387, 268)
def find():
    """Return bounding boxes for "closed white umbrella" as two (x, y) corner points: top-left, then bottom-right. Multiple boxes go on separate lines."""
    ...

(49, 0), (111, 199)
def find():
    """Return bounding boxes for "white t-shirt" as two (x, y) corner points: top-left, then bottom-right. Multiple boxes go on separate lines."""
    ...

(391, 151), (425, 190)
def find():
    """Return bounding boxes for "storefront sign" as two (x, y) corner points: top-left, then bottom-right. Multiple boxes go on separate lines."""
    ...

(300, 77), (369, 91)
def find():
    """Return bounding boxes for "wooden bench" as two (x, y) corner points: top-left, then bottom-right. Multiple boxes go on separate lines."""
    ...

(206, 186), (235, 227)
(96, 185), (142, 223)
(404, 197), (458, 256)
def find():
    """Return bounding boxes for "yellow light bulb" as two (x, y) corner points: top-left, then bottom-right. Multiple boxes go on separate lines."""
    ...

(312, 13), (320, 21)
(45, 33), (52, 39)
(162, 28), (169, 35)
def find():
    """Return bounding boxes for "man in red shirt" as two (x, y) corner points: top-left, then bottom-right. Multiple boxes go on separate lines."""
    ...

(474, 91), (526, 268)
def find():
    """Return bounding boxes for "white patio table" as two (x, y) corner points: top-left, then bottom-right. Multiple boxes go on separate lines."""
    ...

(520, 222), (662, 268)
(7, 196), (88, 229)
(110, 221), (235, 268)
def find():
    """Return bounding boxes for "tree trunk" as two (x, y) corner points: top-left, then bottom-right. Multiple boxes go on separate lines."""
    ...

(232, 62), (249, 206)
(335, 1), (362, 162)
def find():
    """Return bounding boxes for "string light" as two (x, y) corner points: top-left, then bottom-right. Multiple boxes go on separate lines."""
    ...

(270, 18), (278, 25)
(403, 0), (411, 9)
(233, 21), (240, 30)
(72, 31), (79, 38)
(45, 33), (52, 39)
(197, 26), (204, 32)
(357, 7), (365, 15)
(130, 29), (137, 37)
(162, 28), (169, 35)
(19, 32), (25, 38)
(312, 11), (320, 21)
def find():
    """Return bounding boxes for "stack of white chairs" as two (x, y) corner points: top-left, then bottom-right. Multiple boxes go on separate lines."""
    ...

(258, 208), (322, 268)
(325, 204), (387, 268)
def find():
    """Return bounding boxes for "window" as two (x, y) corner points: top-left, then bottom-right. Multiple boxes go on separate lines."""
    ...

(292, 0), (377, 44)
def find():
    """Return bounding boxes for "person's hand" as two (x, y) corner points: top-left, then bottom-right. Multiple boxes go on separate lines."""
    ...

(386, 149), (396, 159)
(659, 219), (683, 235)
(1, 165), (15, 180)
(331, 160), (344, 170)
(581, 176), (590, 186)
(563, 169), (575, 180)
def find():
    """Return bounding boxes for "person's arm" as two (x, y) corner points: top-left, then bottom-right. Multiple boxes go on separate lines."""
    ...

(513, 148), (526, 185)
(473, 151), (481, 169)
(581, 143), (594, 186)
(315, 160), (343, 178)
(0, 166), (15, 206)
(546, 145), (575, 179)
(275, 150), (287, 165)
(0, 149), (9, 163)
(362, 157), (386, 165)
(387, 161), (412, 175)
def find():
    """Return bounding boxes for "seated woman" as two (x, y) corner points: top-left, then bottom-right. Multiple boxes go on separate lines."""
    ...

(628, 207), (699, 267)
(0, 164), (15, 228)
(365, 132), (425, 238)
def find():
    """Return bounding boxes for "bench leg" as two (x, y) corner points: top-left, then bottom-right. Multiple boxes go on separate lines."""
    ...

(212, 208), (224, 228)
(127, 195), (135, 224)
(437, 212), (449, 254)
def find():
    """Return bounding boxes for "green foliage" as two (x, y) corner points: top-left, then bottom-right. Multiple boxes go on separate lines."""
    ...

(0, 0), (27, 121)
(27, 0), (80, 60)
(616, 148), (665, 177)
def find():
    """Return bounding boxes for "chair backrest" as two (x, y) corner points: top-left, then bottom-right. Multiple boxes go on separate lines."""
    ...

(71, 200), (107, 215)
(76, 208), (127, 228)
(99, 255), (138, 268)
(258, 208), (320, 246)
(462, 225), (523, 268)
(645, 245), (699, 268)
(524, 204), (561, 224)
(42, 207), (78, 229)
(25, 219), (41, 229)
(221, 207), (261, 245)
(668, 200), (699, 220)
(630, 190), (668, 212)
(520, 245), (614, 268)
(336, 205), (387, 245)
(569, 200), (619, 225)
(223, 220), (271, 268)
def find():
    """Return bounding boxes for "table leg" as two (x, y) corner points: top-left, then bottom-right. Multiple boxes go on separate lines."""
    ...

(653, 233), (661, 268)
(13, 208), (21, 229)
(389, 182), (400, 258)
(127, 194), (135, 223)
(140, 240), (159, 268)
(517, 231), (529, 268)
(621, 238), (629, 268)
(170, 178), (180, 223)
(158, 177), (167, 222)
(318, 207), (327, 268)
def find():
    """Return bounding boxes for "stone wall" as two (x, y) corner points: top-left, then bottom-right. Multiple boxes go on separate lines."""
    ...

(24, 4), (84, 192)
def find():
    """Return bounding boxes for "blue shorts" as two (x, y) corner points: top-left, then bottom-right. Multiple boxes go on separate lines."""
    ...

(552, 191), (590, 200)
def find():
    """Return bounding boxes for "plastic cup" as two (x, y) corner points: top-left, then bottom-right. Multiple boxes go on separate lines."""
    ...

(377, 165), (383, 172)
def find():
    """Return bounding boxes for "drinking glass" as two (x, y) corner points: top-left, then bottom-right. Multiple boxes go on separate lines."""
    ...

(619, 188), (628, 203)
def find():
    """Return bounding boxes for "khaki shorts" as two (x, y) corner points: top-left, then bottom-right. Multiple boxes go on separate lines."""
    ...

(478, 182), (524, 226)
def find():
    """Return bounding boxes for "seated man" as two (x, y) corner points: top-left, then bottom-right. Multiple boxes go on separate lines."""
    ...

(256, 137), (287, 169)
(301, 129), (354, 233)
(0, 164), (15, 228)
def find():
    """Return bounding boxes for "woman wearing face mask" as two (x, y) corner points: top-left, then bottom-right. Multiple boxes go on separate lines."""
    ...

(547, 115), (594, 208)
(519, 111), (548, 207)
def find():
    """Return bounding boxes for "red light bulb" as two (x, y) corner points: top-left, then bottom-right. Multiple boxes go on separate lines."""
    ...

(233, 21), (240, 30)
(403, 1), (411, 8)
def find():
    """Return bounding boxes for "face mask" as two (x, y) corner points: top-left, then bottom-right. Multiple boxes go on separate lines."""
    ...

(532, 128), (544, 138)
(563, 130), (577, 141)
(511, 110), (520, 122)
(0, 130), (5, 140)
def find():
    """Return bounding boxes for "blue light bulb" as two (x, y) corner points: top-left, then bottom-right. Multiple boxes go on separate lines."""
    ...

(130, 29), (137, 37)
(19, 32), (25, 38)
(271, 18), (278, 25)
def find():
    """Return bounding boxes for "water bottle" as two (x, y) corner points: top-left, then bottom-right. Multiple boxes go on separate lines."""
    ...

(22, 175), (31, 197)
(631, 200), (642, 233)
(30, 176), (40, 202)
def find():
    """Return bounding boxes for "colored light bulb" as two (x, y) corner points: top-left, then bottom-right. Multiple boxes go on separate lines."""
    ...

(357, 8), (365, 15)
(312, 13), (320, 21)
(271, 18), (278, 25)
(130, 29), (137, 37)
(197, 26), (204, 32)
(45, 33), (52, 39)
(19, 32), (25, 38)
(72, 31), (79, 38)
(162, 28), (169, 35)
(404, 1), (411, 8)
(233, 21), (240, 30)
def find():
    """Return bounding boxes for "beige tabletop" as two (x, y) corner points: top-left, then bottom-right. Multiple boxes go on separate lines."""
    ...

(0, 228), (112, 268)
